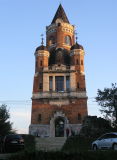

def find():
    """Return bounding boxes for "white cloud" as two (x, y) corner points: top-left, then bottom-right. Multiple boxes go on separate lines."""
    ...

(10, 109), (31, 134)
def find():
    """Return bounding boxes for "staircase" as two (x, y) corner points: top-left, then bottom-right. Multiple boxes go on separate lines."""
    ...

(35, 137), (67, 151)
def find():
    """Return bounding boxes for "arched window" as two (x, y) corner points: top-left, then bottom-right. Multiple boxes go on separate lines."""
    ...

(40, 60), (43, 66)
(76, 59), (79, 65)
(49, 36), (55, 45)
(65, 36), (71, 46)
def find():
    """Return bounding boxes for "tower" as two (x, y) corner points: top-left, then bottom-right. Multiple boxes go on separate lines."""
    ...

(29, 4), (88, 137)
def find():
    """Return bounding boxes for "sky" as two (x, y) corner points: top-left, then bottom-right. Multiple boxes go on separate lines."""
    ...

(0, 0), (117, 134)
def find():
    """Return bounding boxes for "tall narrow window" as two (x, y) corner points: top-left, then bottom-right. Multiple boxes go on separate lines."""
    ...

(81, 60), (83, 65)
(66, 76), (70, 91)
(77, 82), (80, 88)
(55, 76), (64, 91)
(78, 113), (81, 121)
(49, 76), (53, 91)
(65, 36), (71, 46)
(38, 114), (42, 122)
(40, 60), (43, 66)
(39, 83), (43, 90)
(76, 59), (79, 65)
(49, 36), (55, 45)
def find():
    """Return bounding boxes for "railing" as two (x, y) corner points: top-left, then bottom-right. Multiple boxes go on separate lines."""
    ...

(32, 91), (87, 99)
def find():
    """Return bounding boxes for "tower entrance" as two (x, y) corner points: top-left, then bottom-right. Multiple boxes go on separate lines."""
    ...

(55, 117), (64, 137)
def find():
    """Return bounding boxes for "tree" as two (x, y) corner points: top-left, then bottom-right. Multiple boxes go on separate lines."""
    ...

(80, 116), (113, 138)
(0, 104), (13, 136)
(95, 83), (117, 127)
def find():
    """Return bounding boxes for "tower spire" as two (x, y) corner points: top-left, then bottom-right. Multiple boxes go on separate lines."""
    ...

(51, 4), (70, 24)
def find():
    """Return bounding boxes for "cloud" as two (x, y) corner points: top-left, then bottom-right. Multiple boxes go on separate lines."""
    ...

(10, 110), (31, 134)
(11, 111), (31, 118)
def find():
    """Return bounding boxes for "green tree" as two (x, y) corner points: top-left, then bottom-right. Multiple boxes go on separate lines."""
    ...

(80, 116), (113, 138)
(95, 83), (117, 127)
(0, 104), (13, 136)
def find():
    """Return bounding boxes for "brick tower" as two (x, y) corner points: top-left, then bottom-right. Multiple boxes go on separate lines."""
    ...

(29, 4), (88, 137)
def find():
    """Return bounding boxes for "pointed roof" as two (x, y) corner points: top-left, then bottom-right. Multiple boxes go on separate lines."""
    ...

(51, 4), (70, 24)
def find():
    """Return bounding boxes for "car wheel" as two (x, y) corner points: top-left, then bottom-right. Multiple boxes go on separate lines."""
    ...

(93, 144), (98, 151)
(113, 143), (117, 151)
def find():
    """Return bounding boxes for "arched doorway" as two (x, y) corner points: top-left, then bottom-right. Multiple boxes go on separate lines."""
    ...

(55, 117), (64, 137)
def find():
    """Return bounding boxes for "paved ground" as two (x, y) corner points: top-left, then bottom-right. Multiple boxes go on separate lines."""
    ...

(35, 137), (67, 151)
(0, 153), (12, 160)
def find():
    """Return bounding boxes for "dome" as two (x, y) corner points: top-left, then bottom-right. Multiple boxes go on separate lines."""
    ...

(36, 45), (48, 51)
(71, 42), (84, 50)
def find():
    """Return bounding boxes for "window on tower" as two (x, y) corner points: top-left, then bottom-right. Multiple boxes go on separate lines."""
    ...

(55, 76), (64, 92)
(38, 114), (42, 122)
(65, 36), (71, 46)
(49, 76), (53, 91)
(78, 113), (82, 121)
(76, 59), (79, 65)
(66, 76), (70, 91)
(40, 60), (43, 66)
(49, 36), (55, 46)
(39, 83), (43, 90)
(77, 82), (80, 89)
(81, 60), (83, 65)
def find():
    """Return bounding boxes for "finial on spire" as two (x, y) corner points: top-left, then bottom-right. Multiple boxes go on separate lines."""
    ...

(41, 34), (44, 45)
(75, 31), (78, 43)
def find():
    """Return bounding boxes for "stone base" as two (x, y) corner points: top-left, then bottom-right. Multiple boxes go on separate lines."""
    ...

(29, 124), (50, 137)
(29, 123), (82, 137)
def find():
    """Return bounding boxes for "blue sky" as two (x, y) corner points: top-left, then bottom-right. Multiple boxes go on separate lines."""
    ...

(0, 0), (117, 133)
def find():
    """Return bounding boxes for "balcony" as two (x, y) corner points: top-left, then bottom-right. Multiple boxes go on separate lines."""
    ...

(32, 90), (87, 100)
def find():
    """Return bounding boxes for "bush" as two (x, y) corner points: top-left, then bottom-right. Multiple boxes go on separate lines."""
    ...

(62, 135), (95, 152)
(9, 150), (117, 160)
(22, 134), (35, 151)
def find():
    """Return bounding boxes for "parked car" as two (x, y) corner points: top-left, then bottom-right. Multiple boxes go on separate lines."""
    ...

(1, 134), (24, 153)
(92, 132), (117, 150)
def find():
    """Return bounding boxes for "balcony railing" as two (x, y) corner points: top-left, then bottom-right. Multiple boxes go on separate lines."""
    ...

(32, 90), (87, 99)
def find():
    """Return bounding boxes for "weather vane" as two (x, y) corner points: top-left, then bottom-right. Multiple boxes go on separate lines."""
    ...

(41, 34), (44, 45)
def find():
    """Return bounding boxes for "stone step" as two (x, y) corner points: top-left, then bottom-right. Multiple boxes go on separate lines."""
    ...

(35, 137), (67, 151)
(0, 154), (12, 160)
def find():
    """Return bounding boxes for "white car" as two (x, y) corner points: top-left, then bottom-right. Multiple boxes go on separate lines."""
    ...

(92, 132), (117, 150)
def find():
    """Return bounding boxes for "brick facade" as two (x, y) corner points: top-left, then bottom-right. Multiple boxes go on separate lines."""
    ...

(29, 4), (88, 137)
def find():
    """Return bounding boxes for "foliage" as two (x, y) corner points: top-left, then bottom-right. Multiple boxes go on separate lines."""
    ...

(22, 134), (35, 151)
(9, 135), (117, 160)
(80, 116), (113, 138)
(95, 83), (117, 126)
(62, 135), (94, 152)
(9, 150), (117, 160)
(0, 104), (13, 136)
